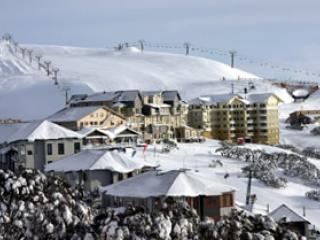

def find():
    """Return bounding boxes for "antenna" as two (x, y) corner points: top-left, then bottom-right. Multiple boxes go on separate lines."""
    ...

(43, 60), (52, 76)
(184, 42), (191, 55)
(229, 50), (237, 68)
(52, 67), (59, 85)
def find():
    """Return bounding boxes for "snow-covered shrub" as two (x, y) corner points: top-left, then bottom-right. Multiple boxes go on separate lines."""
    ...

(306, 189), (320, 201)
(311, 126), (320, 136)
(0, 169), (93, 239)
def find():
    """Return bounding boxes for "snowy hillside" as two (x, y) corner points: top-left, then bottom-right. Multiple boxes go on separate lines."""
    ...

(0, 40), (276, 120)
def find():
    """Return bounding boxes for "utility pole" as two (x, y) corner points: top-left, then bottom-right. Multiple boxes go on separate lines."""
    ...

(184, 42), (191, 55)
(52, 67), (59, 85)
(245, 151), (255, 211)
(229, 50), (237, 68)
(62, 86), (71, 105)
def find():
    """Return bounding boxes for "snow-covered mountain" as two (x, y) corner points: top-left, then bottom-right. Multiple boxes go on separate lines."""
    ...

(0, 40), (292, 120)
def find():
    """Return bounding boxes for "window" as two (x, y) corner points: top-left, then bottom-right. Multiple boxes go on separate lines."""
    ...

(27, 150), (33, 155)
(47, 143), (52, 155)
(74, 142), (81, 154)
(58, 143), (65, 155)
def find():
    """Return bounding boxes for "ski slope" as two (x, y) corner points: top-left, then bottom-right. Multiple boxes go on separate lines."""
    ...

(0, 40), (293, 120)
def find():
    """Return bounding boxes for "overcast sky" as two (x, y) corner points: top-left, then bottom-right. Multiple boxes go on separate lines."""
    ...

(1, 0), (319, 80)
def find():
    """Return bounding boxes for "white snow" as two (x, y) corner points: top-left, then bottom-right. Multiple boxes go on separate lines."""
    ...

(101, 169), (235, 198)
(45, 148), (155, 173)
(0, 41), (267, 120)
(0, 120), (81, 144)
(126, 140), (320, 226)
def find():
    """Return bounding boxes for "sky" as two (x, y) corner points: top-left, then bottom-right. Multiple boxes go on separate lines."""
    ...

(1, 0), (320, 81)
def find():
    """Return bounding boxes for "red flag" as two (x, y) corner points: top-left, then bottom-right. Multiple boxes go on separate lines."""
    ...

(143, 143), (148, 153)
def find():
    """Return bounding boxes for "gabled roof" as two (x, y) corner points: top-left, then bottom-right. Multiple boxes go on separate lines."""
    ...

(70, 90), (142, 105)
(100, 169), (235, 198)
(246, 93), (283, 103)
(269, 204), (310, 223)
(114, 90), (142, 102)
(162, 90), (181, 102)
(189, 93), (241, 106)
(0, 120), (81, 144)
(80, 91), (115, 102)
(45, 148), (155, 173)
(47, 106), (126, 122)
(78, 125), (140, 140)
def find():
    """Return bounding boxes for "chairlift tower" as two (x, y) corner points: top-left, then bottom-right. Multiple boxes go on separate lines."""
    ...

(52, 67), (59, 85)
(27, 49), (33, 64)
(138, 40), (145, 52)
(184, 42), (191, 55)
(229, 50), (237, 68)
(13, 41), (18, 53)
(35, 55), (42, 70)
(43, 60), (52, 76)
(20, 48), (27, 59)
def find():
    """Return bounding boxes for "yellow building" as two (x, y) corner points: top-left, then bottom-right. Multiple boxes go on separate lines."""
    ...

(188, 93), (282, 145)
(47, 106), (126, 131)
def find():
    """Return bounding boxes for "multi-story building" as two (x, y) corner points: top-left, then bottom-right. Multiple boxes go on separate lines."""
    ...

(188, 93), (282, 145)
(47, 106), (126, 131)
(0, 120), (82, 171)
(69, 90), (190, 141)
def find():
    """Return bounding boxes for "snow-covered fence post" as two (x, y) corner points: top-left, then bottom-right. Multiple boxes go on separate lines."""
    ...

(35, 55), (42, 70)
(27, 49), (33, 64)
(43, 60), (52, 76)
(52, 67), (59, 85)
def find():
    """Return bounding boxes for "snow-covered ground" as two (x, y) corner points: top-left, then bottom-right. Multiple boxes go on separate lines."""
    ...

(1, 40), (320, 226)
(138, 140), (320, 227)
(0, 40), (296, 120)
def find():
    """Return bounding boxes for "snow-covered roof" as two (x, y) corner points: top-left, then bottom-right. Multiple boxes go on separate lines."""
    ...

(100, 169), (235, 198)
(45, 148), (155, 173)
(246, 93), (282, 103)
(78, 125), (139, 140)
(189, 94), (241, 106)
(102, 125), (140, 140)
(47, 106), (102, 122)
(269, 204), (310, 223)
(144, 103), (171, 108)
(292, 89), (309, 98)
(0, 120), (81, 144)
